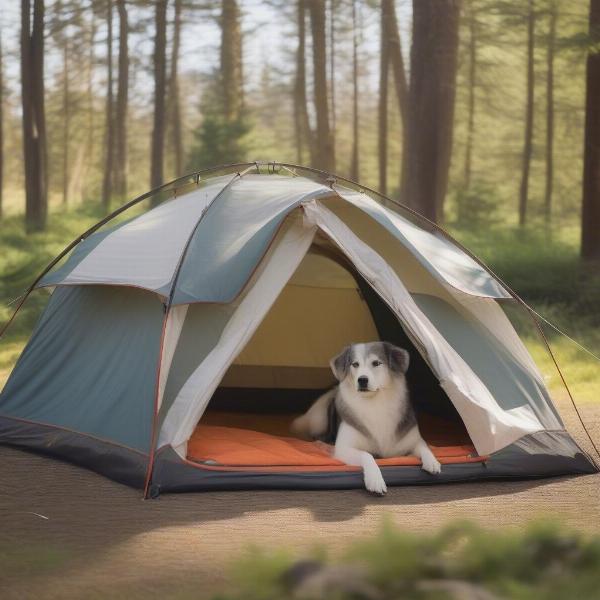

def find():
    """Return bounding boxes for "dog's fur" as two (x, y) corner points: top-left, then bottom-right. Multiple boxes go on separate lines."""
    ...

(291, 342), (441, 494)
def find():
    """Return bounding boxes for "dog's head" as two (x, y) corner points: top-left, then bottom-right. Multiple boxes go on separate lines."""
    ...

(330, 342), (409, 395)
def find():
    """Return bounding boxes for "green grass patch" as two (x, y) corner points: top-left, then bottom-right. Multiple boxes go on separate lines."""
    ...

(216, 519), (600, 600)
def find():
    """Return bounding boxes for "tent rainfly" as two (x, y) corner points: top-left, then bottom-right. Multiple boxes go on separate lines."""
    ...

(0, 163), (596, 497)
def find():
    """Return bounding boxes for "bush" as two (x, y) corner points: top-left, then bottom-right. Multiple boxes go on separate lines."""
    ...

(451, 182), (503, 229)
(216, 520), (600, 600)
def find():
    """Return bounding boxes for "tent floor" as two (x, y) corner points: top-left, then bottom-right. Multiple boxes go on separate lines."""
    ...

(187, 411), (486, 472)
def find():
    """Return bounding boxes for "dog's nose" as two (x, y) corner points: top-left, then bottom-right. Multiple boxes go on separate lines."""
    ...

(358, 376), (369, 388)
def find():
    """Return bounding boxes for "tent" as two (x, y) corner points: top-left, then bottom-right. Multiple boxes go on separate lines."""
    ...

(0, 162), (596, 496)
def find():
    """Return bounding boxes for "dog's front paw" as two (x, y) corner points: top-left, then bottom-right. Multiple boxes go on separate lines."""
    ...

(363, 467), (387, 495)
(421, 455), (442, 475)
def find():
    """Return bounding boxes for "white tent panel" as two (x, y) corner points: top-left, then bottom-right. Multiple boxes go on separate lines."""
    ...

(157, 304), (189, 410)
(158, 214), (317, 456)
(159, 201), (543, 459)
(303, 200), (542, 455)
(337, 187), (511, 299)
(40, 175), (233, 293)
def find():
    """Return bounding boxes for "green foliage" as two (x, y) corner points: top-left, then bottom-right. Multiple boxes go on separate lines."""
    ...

(451, 182), (503, 228)
(186, 112), (252, 171)
(214, 520), (600, 600)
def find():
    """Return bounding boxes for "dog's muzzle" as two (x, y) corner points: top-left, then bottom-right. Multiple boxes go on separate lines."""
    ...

(357, 376), (370, 392)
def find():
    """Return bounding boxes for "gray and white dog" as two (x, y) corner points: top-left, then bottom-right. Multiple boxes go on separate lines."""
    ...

(291, 342), (441, 494)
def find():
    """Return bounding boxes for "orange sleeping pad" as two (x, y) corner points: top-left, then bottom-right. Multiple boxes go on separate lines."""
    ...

(187, 423), (486, 470)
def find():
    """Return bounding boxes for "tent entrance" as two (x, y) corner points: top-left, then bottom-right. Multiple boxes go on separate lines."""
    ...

(188, 245), (478, 470)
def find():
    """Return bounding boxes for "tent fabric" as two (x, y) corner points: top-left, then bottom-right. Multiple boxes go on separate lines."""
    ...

(151, 430), (595, 493)
(36, 174), (511, 303)
(158, 305), (189, 411)
(38, 175), (235, 295)
(171, 174), (331, 304)
(334, 186), (511, 299)
(302, 201), (543, 455)
(0, 286), (163, 453)
(0, 167), (596, 493)
(158, 214), (317, 455)
(158, 201), (542, 459)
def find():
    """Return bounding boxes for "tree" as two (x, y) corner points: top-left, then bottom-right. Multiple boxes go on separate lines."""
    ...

(21, 0), (48, 232)
(167, 0), (183, 177)
(463, 0), (477, 191)
(308, 0), (335, 172)
(581, 0), (600, 260)
(101, 0), (114, 209)
(293, 0), (313, 165)
(519, 0), (535, 226)
(0, 28), (4, 220)
(544, 0), (557, 223)
(187, 0), (249, 170)
(329, 0), (336, 155)
(402, 0), (461, 222)
(150, 0), (168, 197)
(378, 0), (391, 194)
(349, 0), (359, 181)
(221, 0), (243, 123)
(386, 0), (408, 198)
(114, 0), (128, 199)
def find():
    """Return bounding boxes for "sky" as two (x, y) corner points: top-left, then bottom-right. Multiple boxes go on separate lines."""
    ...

(0, 0), (413, 106)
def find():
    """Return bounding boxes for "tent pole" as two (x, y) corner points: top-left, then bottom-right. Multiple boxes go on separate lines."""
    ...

(142, 165), (256, 498)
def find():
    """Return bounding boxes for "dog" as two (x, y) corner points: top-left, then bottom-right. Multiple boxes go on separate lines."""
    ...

(291, 342), (441, 494)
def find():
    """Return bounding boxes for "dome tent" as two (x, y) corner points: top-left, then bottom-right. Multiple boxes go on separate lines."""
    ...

(0, 162), (596, 497)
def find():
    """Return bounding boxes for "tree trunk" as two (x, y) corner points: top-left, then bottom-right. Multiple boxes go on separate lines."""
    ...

(167, 0), (183, 176)
(464, 0), (477, 192)
(378, 0), (390, 194)
(308, 0), (335, 172)
(221, 0), (243, 122)
(581, 0), (600, 260)
(349, 0), (359, 181)
(294, 0), (313, 165)
(150, 0), (167, 199)
(519, 0), (535, 227)
(62, 41), (70, 205)
(401, 0), (461, 222)
(114, 0), (128, 199)
(386, 0), (409, 201)
(21, 0), (48, 232)
(86, 11), (95, 195)
(544, 2), (556, 224)
(101, 0), (114, 209)
(0, 29), (4, 220)
(329, 0), (336, 153)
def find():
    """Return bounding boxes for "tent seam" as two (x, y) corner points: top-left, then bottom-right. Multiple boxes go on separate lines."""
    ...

(0, 413), (150, 456)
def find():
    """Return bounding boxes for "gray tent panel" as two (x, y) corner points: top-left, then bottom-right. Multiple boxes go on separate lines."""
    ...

(413, 293), (563, 430)
(158, 302), (235, 424)
(0, 286), (163, 453)
(172, 175), (331, 304)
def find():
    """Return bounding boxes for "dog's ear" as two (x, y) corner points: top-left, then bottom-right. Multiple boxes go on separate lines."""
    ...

(330, 346), (352, 381)
(383, 342), (410, 374)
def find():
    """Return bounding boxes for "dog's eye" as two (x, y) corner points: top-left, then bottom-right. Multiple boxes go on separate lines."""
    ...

(372, 360), (382, 367)
(351, 362), (359, 368)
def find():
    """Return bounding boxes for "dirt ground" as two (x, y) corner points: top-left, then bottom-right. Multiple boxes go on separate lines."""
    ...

(2, 400), (600, 599)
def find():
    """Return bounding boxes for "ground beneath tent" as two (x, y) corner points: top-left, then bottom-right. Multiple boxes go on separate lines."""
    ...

(1, 399), (599, 600)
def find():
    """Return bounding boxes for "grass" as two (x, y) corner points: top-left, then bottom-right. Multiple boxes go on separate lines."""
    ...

(215, 519), (600, 600)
